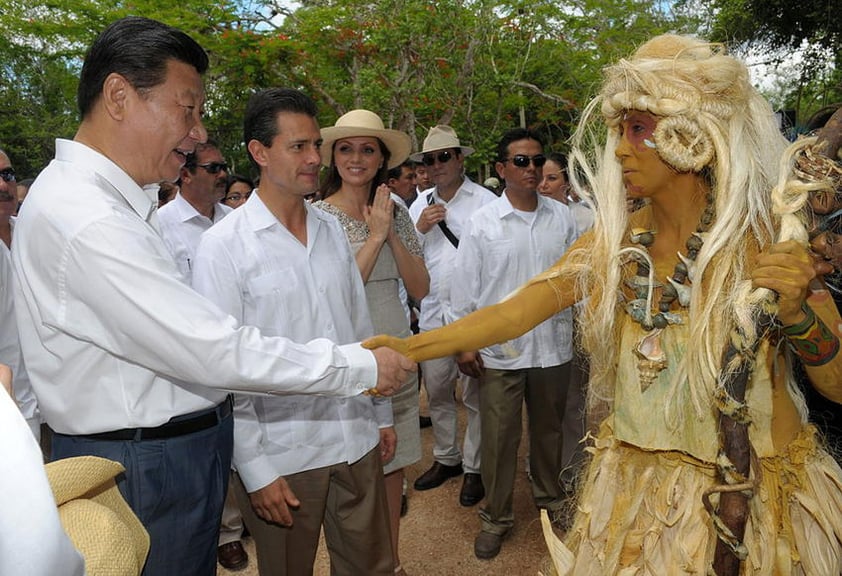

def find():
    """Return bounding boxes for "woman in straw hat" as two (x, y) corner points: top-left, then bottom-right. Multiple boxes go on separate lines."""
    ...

(365, 35), (842, 574)
(315, 109), (429, 576)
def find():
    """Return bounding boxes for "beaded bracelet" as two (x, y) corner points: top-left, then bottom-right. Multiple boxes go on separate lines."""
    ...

(782, 304), (840, 366)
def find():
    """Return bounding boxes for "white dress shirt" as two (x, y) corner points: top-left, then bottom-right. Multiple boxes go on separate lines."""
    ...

(0, 242), (40, 438)
(192, 193), (392, 492)
(157, 192), (231, 283)
(449, 192), (577, 370)
(11, 139), (377, 435)
(408, 177), (496, 331)
(0, 388), (84, 576)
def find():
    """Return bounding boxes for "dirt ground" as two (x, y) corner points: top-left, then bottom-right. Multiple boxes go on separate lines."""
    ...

(219, 390), (561, 576)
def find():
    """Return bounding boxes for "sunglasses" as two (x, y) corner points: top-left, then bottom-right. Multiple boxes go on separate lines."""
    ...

(422, 151), (454, 166)
(0, 168), (16, 183)
(505, 154), (547, 168)
(195, 162), (229, 175)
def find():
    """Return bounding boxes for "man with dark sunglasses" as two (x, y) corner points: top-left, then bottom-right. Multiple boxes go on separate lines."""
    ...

(450, 128), (577, 559)
(157, 139), (232, 282)
(407, 126), (496, 507)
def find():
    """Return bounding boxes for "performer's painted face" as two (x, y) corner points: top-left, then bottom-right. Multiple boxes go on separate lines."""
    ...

(615, 111), (676, 199)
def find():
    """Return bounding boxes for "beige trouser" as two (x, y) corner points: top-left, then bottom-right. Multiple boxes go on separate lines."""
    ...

(234, 446), (394, 575)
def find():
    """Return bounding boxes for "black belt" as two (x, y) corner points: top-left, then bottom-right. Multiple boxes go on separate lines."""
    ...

(79, 396), (233, 441)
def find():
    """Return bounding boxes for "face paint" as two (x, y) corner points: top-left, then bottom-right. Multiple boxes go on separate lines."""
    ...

(622, 111), (658, 153)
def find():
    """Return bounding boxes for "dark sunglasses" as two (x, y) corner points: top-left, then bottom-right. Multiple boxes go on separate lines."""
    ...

(0, 168), (16, 183)
(422, 150), (454, 166)
(505, 154), (547, 168)
(195, 162), (229, 175)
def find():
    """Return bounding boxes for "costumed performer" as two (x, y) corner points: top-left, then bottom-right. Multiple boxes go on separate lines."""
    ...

(365, 34), (842, 575)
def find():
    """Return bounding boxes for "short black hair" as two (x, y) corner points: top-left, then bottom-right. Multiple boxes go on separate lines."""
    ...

(496, 128), (545, 163)
(387, 160), (414, 181)
(183, 139), (220, 173)
(77, 17), (208, 119)
(243, 88), (318, 172)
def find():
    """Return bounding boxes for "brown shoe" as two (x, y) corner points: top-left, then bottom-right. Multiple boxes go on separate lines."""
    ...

(218, 541), (249, 571)
(474, 530), (506, 559)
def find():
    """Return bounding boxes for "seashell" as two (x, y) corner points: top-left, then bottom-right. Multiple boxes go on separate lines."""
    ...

(668, 277), (692, 307)
(660, 311), (684, 325)
(625, 299), (649, 324)
(677, 252), (696, 282)
(633, 330), (668, 392)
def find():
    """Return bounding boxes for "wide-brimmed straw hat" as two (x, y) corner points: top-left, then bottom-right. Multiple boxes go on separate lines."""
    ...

(409, 125), (475, 162)
(321, 109), (412, 169)
(47, 456), (150, 576)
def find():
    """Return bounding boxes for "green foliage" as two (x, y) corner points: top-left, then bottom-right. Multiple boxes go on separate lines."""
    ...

(0, 0), (692, 178)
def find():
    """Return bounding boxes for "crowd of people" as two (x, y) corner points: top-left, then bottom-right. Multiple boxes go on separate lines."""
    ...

(3, 13), (842, 576)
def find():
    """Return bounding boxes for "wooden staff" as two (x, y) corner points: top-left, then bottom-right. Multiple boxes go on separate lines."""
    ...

(707, 106), (842, 576)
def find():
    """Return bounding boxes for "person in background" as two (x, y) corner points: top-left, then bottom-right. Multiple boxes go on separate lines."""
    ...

(15, 177), (34, 216)
(414, 160), (432, 196)
(223, 174), (254, 210)
(0, 150), (17, 248)
(452, 128), (577, 560)
(408, 125), (496, 507)
(315, 109), (428, 576)
(387, 160), (417, 208)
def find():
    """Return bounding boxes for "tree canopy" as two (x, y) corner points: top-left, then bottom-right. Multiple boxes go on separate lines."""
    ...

(0, 0), (691, 179)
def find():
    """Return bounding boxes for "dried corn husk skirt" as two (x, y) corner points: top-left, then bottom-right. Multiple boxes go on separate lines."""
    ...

(542, 424), (842, 575)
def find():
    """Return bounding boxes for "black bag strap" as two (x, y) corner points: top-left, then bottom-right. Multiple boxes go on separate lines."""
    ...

(427, 193), (459, 248)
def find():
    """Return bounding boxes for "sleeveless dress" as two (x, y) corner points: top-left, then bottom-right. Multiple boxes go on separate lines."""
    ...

(315, 201), (422, 474)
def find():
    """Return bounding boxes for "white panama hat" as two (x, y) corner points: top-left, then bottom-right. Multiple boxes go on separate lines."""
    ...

(321, 109), (412, 169)
(409, 125), (475, 162)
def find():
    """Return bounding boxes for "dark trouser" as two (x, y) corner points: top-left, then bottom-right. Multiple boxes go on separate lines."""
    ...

(478, 364), (570, 535)
(233, 446), (394, 576)
(52, 402), (234, 576)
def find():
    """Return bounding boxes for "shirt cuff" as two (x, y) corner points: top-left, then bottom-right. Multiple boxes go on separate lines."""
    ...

(235, 455), (280, 493)
(339, 343), (378, 394)
(373, 397), (394, 427)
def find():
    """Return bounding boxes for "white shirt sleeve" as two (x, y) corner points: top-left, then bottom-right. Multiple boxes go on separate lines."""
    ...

(0, 389), (84, 576)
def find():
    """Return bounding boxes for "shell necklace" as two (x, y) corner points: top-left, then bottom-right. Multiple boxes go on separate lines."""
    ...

(626, 197), (715, 390)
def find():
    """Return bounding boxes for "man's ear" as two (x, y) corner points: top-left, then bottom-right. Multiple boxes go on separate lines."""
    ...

(247, 140), (269, 168)
(100, 73), (131, 121)
(495, 162), (505, 179)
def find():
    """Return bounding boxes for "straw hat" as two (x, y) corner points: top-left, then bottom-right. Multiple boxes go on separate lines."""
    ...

(321, 109), (412, 169)
(47, 456), (150, 576)
(409, 125), (475, 162)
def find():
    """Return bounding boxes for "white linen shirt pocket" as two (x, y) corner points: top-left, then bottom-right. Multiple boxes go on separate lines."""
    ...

(243, 269), (297, 334)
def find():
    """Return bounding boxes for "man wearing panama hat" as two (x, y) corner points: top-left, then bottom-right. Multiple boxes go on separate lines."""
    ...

(408, 125), (496, 507)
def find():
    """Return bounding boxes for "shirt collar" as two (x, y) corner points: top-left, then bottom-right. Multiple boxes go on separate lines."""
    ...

(56, 139), (156, 221)
(244, 190), (331, 234)
(496, 189), (549, 219)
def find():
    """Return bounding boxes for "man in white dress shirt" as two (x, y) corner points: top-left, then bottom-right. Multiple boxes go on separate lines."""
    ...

(408, 126), (496, 507)
(451, 128), (576, 559)
(10, 17), (412, 576)
(157, 140), (232, 282)
(192, 87), (395, 576)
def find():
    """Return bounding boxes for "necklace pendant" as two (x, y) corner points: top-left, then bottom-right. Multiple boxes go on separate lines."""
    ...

(633, 329), (668, 393)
